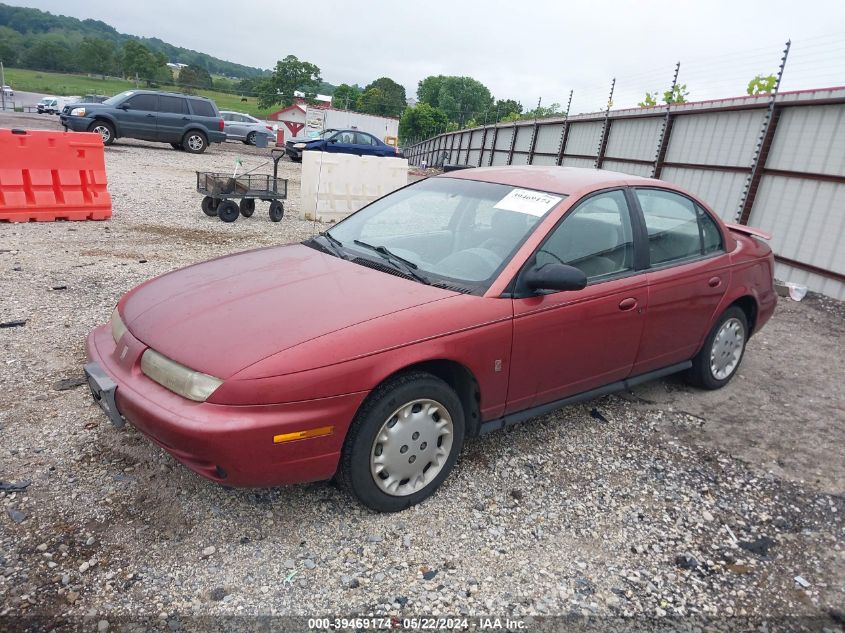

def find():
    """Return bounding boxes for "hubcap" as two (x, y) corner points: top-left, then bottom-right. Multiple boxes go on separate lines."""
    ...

(710, 317), (745, 380)
(93, 125), (110, 142)
(187, 135), (203, 151)
(370, 399), (453, 497)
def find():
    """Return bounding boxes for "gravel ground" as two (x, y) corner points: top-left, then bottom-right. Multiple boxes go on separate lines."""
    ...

(1, 111), (844, 631)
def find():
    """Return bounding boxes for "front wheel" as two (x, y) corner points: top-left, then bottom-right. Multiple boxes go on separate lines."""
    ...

(339, 372), (465, 512)
(89, 121), (115, 146)
(182, 130), (207, 154)
(217, 200), (239, 222)
(686, 306), (748, 389)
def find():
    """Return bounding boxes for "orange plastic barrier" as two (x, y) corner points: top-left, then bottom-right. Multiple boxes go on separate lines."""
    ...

(0, 128), (112, 222)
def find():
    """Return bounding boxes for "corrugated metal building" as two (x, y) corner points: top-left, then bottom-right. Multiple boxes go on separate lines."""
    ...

(406, 87), (845, 300)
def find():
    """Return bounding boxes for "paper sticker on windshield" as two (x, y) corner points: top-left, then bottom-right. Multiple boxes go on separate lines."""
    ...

(494, 189), (562, 217)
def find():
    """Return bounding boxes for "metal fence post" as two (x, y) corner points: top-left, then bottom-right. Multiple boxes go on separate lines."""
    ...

(652, 62), (681, 179)
(736, 40), (791, 224)
(488, 124), (499, 166)
(478, 126), (488, 167)
(507, 123), (518, 165)
(595, 79), (615, 169)
(556, 90), (574, 166)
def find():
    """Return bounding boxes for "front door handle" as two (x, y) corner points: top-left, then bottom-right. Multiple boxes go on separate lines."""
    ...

(146, 113), (155, 118)
(708, 276), (722, 288)
(618, 297), (638, 311)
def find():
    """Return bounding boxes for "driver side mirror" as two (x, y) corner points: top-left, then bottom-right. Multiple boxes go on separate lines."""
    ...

(118, 104), (129, 110)
(329, 138), (338, 143)
(523, 263), (587, 293)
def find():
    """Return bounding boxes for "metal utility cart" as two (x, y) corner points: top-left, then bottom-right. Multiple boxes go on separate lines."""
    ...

(196, 148), (288, 222)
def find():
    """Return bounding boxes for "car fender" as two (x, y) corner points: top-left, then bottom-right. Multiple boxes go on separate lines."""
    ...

(89, 113), (121, 136)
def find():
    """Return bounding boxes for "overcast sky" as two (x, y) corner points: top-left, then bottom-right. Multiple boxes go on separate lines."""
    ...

(14, 0), (845, 112)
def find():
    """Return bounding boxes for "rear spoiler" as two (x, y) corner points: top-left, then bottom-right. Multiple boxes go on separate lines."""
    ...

(725, 223), (772, 240)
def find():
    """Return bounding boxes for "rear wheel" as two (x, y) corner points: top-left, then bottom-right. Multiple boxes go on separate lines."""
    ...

(182, 130), (207, 154)
(201, 196), (219, 217)
(269, 200), (284, 222)
(339, 372), (465, 512)
(217, 200), (239, 222)
(239, 198), (255, 217)
(246, 131), (257, 145)
(686, 306), (748, 389)
(89, 121), (115, 146)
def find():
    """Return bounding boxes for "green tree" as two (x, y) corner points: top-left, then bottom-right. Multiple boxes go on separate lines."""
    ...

(256, 55), (321, 110)
(398, 102), (448, 142)
(638, 92), (658, 107)
(121, 40), (167, 85)
(0, 26), (23, 65)
(417, 75), (493, 125)
(22, 34), (73, 71)
(500, 111), (522, 123)
(178, 64), (213, 90)
(77, 36), (115, 78)
(489, 98), (522, 122)
(362, 77), (406, 117)
(356, 87), (386, 115)
(332, 83), (361, 110)
(664, 83), (689, 104)
(522, 102), (561, 120)
(747, 74), (777, 95)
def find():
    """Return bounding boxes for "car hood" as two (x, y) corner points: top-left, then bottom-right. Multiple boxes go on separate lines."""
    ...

(68, 102), (108, 112)
(120, 243), (458, 378)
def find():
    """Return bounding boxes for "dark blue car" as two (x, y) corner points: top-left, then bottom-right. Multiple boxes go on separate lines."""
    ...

(285, 129), (397, 161)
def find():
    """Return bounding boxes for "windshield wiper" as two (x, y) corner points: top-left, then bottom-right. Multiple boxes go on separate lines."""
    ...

(352, 239), (431, 284)
(317, 232), (346, 259)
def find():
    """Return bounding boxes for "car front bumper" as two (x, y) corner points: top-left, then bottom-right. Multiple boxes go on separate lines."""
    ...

(86, 324), (367, 487)
(60, 116), (92, 132)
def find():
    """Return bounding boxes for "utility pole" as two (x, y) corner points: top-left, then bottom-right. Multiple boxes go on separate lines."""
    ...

(1, 61), (6, 112)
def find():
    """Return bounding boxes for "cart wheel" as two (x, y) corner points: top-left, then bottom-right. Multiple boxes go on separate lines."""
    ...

(201, 196), (220, 217)
(218, 200), (240, 223)
(239, 198), (256, 218)
(269, 201), (284, 222)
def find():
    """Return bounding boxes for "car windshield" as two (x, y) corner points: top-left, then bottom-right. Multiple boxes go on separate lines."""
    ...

(102, 91), (135, 106)
(325, 177), (565, 292)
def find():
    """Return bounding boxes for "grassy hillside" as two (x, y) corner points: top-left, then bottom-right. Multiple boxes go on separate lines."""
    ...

(5, 68), (272, 118)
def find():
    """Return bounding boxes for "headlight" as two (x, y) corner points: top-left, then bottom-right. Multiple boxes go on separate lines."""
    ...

(141, 349), (223, 402)
(111, 307), (127, 343)
(70, 107), (86, 116)
(293, 143), (306, 149)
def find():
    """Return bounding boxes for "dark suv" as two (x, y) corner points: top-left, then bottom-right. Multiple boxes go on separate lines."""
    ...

(60, 90), (226, 153)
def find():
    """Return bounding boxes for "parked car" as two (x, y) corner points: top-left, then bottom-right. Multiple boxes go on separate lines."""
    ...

(37, 96), (80, 114)
(285, 128), (397, 161)
(84, 166), (776, 511)
(1, 85), (13, 98)
(220, 110), (274, 145)
(60, 90), (225, 154)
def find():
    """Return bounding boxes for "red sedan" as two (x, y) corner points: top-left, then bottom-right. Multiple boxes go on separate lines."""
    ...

(85, 166), (776, 512)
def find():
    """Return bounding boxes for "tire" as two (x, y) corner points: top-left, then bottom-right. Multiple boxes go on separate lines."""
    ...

(201, 196), (219, 217)
(246, 131), (257, 145)
(339, 371), (465, 512)
(182, 130), (207, 154)
(686, 306), (749, 390)
(88, 120), (115, 146)
(239, 198), (255, 217)
(170, 142), (183, 150)
(268, 201), (284, 222)
(217, 200), (239, 223)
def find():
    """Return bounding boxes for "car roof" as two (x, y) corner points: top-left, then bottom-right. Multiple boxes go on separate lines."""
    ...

(440, 165), (667, 196)
(126, 89), (212, 100)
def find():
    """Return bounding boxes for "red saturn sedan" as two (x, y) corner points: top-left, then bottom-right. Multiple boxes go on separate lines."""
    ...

(85, 166), (776, 512)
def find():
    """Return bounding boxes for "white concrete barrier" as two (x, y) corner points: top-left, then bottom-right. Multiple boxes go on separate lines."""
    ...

(299, 152), (409, 223)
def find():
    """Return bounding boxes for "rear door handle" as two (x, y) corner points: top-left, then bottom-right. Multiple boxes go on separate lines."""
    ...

(146, 113), (155, 118)
(618, 297), (638, 311)
(708, 276), (722, 288)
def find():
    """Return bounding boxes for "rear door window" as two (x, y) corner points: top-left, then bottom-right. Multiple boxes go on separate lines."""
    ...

(635, 188), (723, 266)
(158, 95), (188, 114)
(189, 100), (216, 117)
